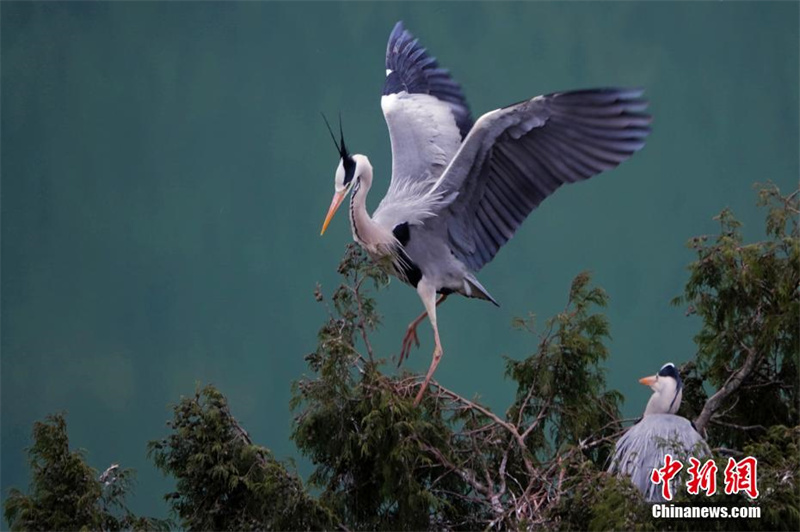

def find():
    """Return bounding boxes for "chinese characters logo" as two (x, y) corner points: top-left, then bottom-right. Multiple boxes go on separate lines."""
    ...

(651, 455), (758, 501)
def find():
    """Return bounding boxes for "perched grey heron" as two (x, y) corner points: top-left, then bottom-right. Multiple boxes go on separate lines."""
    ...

(608, 362), (710, 502)
(320, 21), (652, 405)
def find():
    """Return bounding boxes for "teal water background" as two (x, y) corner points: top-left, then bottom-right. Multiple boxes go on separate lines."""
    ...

(2, 1), (798, 518)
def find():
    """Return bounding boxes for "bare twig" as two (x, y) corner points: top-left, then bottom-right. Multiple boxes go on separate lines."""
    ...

(418, 440), (488, 496)
(712, 446), (746, 457)
(520, 398), (551, 441)
(709, 419), (766, 432)
(429, 381), (516, 435)
(429, 381), (537, 477)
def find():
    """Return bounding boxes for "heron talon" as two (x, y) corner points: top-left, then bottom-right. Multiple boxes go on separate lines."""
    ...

(398, 324), (420, 366)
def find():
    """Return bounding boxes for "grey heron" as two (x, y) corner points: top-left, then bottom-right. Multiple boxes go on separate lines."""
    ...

(320, 21), (652, 405)
(608, 362), (710, 502)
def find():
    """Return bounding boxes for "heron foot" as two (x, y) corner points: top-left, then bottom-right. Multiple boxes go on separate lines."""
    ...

(398, 323), (421, 367)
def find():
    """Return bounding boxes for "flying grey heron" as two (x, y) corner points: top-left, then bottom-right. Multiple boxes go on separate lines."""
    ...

(320, 21), (652, 405)
(608, 362), (710, 502)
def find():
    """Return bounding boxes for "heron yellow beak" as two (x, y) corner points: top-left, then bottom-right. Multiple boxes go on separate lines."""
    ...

(320, 190), (347, 236)
(639, 375), (657, 386)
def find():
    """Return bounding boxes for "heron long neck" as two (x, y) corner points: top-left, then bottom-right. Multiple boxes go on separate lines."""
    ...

(348, 167), (380, 249)
(643, 379), (682, 416)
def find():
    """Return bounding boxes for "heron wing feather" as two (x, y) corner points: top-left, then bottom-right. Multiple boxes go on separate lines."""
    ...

(608, 414), (710, 502)
(374, 22), (473, 230)
(433, 88), (651, 272)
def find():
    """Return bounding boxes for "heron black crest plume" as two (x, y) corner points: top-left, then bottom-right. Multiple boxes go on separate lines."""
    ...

(321, 112), (350, 160)
(338, 112), (349, 159)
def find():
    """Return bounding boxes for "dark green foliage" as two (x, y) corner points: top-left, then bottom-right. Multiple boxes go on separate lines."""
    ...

(293, 245), (623, 529)
(3, 413), (165, 531)
(293, 245), (481, 530)
(507, 271), (623, 464)
(673, 183), (799, 446)
(676, 360), (708, 423)
(743, 425), (800, 530)
(148, 385), (335, 531)
(551, 459), (653, 532)
(293, 365), (478, 530)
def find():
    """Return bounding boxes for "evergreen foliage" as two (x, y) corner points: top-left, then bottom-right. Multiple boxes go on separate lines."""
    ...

(3, 414), (166, 531)
(506, 271), (623, 465)
(672, 183), (799, 447)
(742, 425), (800, 529)
(148, 385), (335, 531)
(292, 245), (626, 528)
(292, 245), (479, 529)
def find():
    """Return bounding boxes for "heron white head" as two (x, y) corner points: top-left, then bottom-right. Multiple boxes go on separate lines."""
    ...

(320, 116), (372, 235)
(639, 362), (683, 416)
(610, 361), (706, 502)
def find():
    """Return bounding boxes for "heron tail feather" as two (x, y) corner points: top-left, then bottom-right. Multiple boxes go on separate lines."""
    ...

(465, 274), (500, 307)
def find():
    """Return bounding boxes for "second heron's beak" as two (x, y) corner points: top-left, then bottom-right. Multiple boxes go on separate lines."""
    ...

(320, 190), (347, 236)
(639, 375), (657, 387)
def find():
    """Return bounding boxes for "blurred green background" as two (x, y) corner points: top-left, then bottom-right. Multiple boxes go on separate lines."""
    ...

(2, 1), (797, 518)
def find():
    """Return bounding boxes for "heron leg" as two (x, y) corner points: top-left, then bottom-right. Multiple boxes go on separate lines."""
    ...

(413, 281), (444, 406)
(398, 294), (447, 367)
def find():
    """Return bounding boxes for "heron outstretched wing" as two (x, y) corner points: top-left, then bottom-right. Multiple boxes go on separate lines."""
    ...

(435, 88), (651, 272)
(374, 22), (473, 229)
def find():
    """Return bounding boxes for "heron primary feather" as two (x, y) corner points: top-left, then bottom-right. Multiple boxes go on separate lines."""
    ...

(320, 21), (652, 405)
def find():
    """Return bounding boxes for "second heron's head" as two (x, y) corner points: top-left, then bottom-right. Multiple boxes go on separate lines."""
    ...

(320, 116), (372, 235)
(640, 362), (683, 416)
